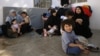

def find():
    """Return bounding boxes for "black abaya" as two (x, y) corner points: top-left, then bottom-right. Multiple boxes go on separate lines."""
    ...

(74, 13), (92, 38)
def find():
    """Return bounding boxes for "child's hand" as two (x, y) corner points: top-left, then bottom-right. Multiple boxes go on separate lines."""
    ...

(75, 40), (81, 44)
(78, 44), (85, 50)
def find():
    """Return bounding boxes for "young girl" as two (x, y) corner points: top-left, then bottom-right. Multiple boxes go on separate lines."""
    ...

(11, 19), (21, 36)
(61, 19), (89, 56)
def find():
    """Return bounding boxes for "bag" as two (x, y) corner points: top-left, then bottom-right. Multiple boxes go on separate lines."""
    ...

(7, 29), (18, 38)
(67, 47), (82, 55)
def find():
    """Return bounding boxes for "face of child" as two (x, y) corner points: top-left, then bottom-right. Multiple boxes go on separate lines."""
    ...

(68, 15), (73, 19)
(76, 8), (81, 14)
(13, 20), (17, 24)
(64, 24), (72, 32)
(21, 14), (27, 18)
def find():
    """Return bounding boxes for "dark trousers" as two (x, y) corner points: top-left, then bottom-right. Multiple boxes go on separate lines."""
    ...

(21, 23), (32, 34)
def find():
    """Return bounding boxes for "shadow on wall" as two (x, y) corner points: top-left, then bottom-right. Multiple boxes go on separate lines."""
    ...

(3, 7), (47, 30)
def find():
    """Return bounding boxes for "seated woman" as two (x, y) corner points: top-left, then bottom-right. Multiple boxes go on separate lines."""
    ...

(2, 9), (23, 37)
(11, 19), (21, 36)
(43, 9), (58, 37)
(5, 9), (23, 27)
(20, 12), (32, 34)
(61, 19), (89, 56)
(73, 6), (92, 38)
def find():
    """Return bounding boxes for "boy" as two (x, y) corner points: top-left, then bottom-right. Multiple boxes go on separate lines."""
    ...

(60, 10), (74, 34)
(61, 19), (89, 56)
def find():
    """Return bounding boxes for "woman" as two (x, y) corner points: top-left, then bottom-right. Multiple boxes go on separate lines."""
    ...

(20, 12), (32, 34)
(43, 9), (59, 37)
(5, 9), (23, 25)
(73, 6), (92, 38)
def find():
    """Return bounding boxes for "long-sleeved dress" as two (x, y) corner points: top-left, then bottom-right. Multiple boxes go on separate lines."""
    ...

(44, 15), (59, 30)
(73, 14), (93, 38)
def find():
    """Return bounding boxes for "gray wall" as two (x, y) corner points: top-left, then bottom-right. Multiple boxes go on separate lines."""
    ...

(3, 7), (47, 30)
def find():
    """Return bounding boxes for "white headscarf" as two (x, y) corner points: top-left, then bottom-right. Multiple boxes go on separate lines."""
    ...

(9, 9), (16, 15)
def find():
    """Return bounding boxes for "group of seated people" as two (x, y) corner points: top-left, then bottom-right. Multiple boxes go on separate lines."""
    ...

(0, 5), (99, 56)
(41, 5), (100, 56)
(42, 6), (92, 38)
(1, 9), (32, 38)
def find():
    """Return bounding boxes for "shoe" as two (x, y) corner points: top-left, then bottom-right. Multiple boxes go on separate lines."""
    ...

(88, 46), (100, 52)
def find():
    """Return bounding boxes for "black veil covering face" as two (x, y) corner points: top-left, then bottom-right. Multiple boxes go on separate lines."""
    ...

(74, 6), (93, 38)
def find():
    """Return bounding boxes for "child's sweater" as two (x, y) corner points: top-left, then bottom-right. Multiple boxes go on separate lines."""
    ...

(61, 31), (78, 53)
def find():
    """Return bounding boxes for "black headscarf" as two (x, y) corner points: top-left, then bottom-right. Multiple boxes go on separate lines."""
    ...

(74, 6), (89, 26)
(74, 6), (85, 18)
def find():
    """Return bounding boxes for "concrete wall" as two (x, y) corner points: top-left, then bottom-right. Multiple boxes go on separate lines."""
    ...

(3, 7), (47, 29)
(0, 0), (34, 25)
(88, 0), (100, 30)
(0, 0), (47, 29)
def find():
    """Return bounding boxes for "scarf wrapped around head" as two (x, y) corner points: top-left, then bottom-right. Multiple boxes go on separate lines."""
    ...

(9, 9), (16, 15)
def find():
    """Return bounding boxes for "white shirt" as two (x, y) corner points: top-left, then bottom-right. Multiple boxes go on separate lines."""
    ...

(60, 15), (68, 20)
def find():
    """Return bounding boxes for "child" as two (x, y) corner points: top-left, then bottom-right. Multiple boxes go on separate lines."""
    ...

(61, 19), (89, 56)
(60, 10), (74, 34)
(60, 10), (74, 21)
(11, 19), (21, 36)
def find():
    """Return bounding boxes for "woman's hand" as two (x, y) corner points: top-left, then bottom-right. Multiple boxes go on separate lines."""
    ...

(48, 25), (51, 29)
(19, 22), (24, 26)
(76, 19), (83, 25)
(53, 25), (57, 30)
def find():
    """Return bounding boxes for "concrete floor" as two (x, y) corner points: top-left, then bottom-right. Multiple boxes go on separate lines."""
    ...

(0, 30), (100, 56)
